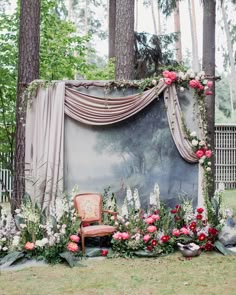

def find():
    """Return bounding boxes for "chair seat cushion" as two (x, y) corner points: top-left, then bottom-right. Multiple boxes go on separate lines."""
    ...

(81, 225), (116, 236)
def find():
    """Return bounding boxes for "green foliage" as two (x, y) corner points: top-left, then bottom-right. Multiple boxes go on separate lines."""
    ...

(84, 58), (115, 80)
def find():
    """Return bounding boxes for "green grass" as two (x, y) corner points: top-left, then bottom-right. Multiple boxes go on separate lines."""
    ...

(1, 253), (236, 295)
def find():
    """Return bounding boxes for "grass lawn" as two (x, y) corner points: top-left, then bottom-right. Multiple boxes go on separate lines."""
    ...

(0, 190), (236, 295)
(1, 252), (236, 295)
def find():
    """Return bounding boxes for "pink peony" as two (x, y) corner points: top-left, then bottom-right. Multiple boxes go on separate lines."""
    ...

(172, 228), (180, 237)
(147, 225), (157, 233)
(121, 232), (130, 240)
(168, 71), (177, 81)
(145, 217), (154, 224)
(207, 80), (213, 88)
(205, 150), (212, 158)
(67, 242), (79, 252)
(180, 227), (189, 235)
(195, 149), (205, 158)
(143, 234), (151, 243)
(70, 235), (80, 243)
(189, 79), (200, 88)
(24, 242), (35, 251)
(205, 90), (213, 95)
(151, 214), (160, 221)
(162, 70), (170, 78)
(113, 232), (122, 240)
(164, 78), (172, 85)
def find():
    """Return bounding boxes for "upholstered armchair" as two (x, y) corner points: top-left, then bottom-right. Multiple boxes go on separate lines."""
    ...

(74, 193), (117, 254)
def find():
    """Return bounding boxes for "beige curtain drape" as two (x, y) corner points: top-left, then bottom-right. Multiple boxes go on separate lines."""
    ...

(25, 80), (200, 208)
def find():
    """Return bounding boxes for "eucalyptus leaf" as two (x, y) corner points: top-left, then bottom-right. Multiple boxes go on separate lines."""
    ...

(214, 241), (236, 256)
(0, 251), (25, 267)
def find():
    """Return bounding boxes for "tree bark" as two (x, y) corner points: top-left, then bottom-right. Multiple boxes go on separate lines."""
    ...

(202, 0), (216, 197)
(108, 0), (116, 59)
(151, 0), (157, 35)
(188, 0), (199, 72)
(135, 0), (138, 32)
(157, 3), (162, 35)
(173, 0), (182, 62)
(115, 0), (135, 80)
(222, 3), (236, 116)
(13, 0), (40, 211)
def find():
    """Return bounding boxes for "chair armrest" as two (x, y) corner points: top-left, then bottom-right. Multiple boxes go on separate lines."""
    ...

(103, 210), (118, 219)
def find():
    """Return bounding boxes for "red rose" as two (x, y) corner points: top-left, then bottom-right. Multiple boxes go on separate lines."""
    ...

(197, 208), (204, 213)
(175, 205), (181, 210)
(151, 239), (158, 247)
(189, 222), (197, 231)
(146, 245), (153, 251)
(171, 209), (177, 214)
(204, 242), (213, 251)
(101, 249), (109, 256)
(161, 235), (170, 243)
(198, 233), (207, 241)
(195, 149), (205, 158)
(208, 228), (219, 236)
(196, 214), (203, 220)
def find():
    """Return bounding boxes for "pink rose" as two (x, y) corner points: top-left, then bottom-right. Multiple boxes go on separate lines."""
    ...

(151, 214), (160, 221)
(207, 80), (213, 88)
(143, 234), (151, 243)
(168, 71), (177, 81)
(101, 249), (108, 256)
(189, 79), (200, 88)
(164, 78), (172, 85)
(180, 227), (189, 235)
(162, 70), (170, 78)
(121, 232), (129, 240)
(67, 242), (79, 252)
(145, 217), (154, 224)
(195, 149), (205, 158)
(70, 235), (80, 243)
(205, 150), (212, 158)
(113, 232), (122, 240)
(147, 225), (157, 233)
(24, 242), (35, 251)
(172, 228), (180, 237)
(205, 90), (213, 95)
(198, 84), (204, 90)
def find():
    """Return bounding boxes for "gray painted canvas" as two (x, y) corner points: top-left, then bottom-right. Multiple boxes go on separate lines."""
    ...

(64, 85), (199, 209)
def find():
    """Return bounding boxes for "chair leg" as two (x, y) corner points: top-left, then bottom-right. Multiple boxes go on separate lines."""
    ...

(81, 235), (85, 254)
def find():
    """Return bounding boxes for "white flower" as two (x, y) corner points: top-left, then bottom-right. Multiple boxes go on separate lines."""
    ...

(3, 246), (8, 251)
(35, 240), (44, 247)
(195, 76), (200, 80)
(208, 162), (212, 166)
(152, 79), (157, 85)
(62, 224), (67, 229)
(12, 236), (20, 247)
(125, 222), (130, 227)
(19, 224), (27, 229)
(199, 158), (205, 165)
(190, 72), (195, 78)
(199, 140), (206, 146)
(1, 237), (6, 242)
(15, 209), (21, 214)
(41, 238), (49, 246)
(191, 139), (198, 146)
(121, 201), (129, 218)
(206, 167), (211, 172)
(110, 216), (115, 221)
(187, 69), (193, 74)
(178, 71), (184, 78)
(133, 188), (141, 210)
(190, 131), (197, 137)
(179, 86), (185, 92)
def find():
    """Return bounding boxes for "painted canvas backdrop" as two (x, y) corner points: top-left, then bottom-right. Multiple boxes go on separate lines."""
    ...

(64, 86), (199, 209)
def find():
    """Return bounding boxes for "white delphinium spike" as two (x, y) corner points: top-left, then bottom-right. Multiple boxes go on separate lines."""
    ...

(126, 186), (133, 206)
(121, 198), (129, 218)
(133, 188), (141, 210)
(182, 199), (195, 223)
(72, 184), (79, 198)
(55, 197), (64, 221)
(153, 183), (161, 209)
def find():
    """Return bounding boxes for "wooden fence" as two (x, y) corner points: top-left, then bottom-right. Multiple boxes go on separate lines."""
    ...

(215, 124), (236, 190)
(0, 152), (12, 202)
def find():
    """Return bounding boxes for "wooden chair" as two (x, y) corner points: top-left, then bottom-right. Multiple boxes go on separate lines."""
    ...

(74, 193), (117, 254)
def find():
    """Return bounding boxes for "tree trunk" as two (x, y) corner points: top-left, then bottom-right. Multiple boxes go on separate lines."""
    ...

(173, 0), (182, 62)
(13, 0), (40, 212)
(202, 0), (216, 197)
(115, 0), (135, 80)
(108, 0), (116, 59)
(222, 2), (236, 116)
(188, 0), (199, 72)
(157, 3), (162, 35)
(150, 0), (157, 35)
(135, 0), (138, 32)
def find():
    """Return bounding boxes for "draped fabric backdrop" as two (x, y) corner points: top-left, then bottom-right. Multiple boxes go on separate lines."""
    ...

(25, 80), (204, 209)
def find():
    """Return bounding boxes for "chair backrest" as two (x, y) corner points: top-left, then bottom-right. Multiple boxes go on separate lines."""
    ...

(74, 193), (102, 224)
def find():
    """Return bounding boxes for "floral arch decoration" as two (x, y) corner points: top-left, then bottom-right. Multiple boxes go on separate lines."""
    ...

(24, 69), (215, 209)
